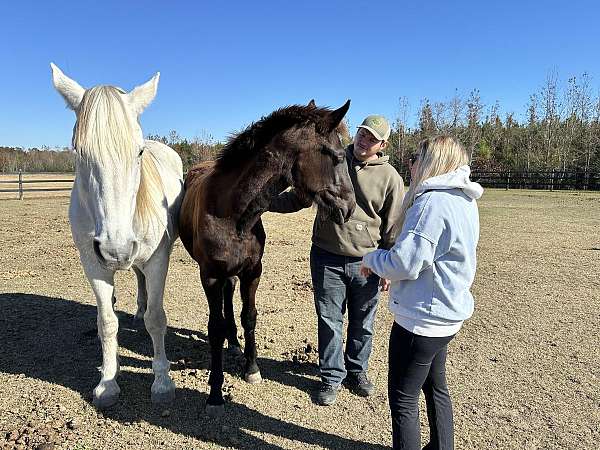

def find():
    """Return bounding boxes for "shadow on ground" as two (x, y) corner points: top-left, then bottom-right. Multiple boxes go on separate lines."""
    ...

(0, 293), (386, 449)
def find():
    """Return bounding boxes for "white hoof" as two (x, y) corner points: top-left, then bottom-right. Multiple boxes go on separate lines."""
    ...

(206, 403), (224, 417)
(152, 389), (175, 405)
(245, 371), (262, 384)
(151, 377), (176, 405)
(93, 381), (120, 409)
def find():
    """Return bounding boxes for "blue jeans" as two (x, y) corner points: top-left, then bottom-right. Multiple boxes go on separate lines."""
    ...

(310, 244), (380, 386)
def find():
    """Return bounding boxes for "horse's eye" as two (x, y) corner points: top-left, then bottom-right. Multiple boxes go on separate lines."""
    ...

(321, 146), (343, 164)
(138, 148), (145, 157)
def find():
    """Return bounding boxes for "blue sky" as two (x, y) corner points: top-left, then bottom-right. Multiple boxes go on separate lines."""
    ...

(1, 0), (600, 148)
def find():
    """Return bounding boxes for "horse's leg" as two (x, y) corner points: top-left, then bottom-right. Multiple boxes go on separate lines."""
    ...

(142, 249), (176, 405)
(224, 276), (242, 356)
(240, 262), (262, 384)
(132, 267), (147, 327)
(201, 274), (227, 416)
(82, 260), (121, 408)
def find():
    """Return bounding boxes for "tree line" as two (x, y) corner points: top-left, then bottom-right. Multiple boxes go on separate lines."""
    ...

(388, 72), (600, 176)
(2, 72), (599, 177)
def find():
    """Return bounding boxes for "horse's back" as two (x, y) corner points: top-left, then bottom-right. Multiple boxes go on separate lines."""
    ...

(145, 140), (184, 180)
(184, 160), (216, 191)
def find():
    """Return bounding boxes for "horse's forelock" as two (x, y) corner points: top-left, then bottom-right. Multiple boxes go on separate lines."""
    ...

(73, 85), (138, 169)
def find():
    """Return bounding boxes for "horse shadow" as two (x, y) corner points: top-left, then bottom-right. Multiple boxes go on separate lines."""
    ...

(0, 293), (388, 449)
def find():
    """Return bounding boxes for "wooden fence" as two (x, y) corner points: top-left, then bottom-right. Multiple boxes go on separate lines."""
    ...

(470, 170), (600, 191)
(1, 170), (599, 199)
(0, 171), (74, 199)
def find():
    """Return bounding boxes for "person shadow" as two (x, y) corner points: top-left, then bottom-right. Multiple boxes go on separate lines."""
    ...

(0, 293), (388, 449)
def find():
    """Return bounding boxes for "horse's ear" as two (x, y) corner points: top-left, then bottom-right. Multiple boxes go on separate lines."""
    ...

(50, 63), (85, 110)
(128, 72), (160, 115)
(308, 99), (316, 108)
(324, 100), (351, 131)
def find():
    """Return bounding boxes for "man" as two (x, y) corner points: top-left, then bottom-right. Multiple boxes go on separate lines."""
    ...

(270, 114), (405, 405)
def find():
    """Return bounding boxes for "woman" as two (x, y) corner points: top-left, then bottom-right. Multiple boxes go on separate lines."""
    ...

(360, 135), (483, 450)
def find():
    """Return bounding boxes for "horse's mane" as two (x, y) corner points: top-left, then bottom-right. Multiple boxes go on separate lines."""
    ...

(216, 104), (346, 170)
(73, 85), (165, 232)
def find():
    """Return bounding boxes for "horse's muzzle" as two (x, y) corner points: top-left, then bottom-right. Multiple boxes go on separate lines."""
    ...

(93, 237), (139, 270)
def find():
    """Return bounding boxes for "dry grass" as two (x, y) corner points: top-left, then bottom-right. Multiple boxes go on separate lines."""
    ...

(0, 189), (598, 449)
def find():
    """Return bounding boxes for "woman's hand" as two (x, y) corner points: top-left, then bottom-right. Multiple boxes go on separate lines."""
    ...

(360, 264), (372, 277)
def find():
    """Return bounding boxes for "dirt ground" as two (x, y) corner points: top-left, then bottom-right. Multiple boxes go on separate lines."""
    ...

(0, 189), (598, 449)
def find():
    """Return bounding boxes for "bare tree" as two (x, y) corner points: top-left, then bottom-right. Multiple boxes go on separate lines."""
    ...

(466, 89), (483, 163)
(419, 99), (435, 136)
(449, 89), (464, 132)
(433, 101), (447, 132)
(395, 96), (410, 165)
(541, 70), (560, 167)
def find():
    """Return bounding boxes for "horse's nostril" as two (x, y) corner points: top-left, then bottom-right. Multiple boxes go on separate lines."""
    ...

(93, 238), (106, 264)
(131, 240), (139, 258)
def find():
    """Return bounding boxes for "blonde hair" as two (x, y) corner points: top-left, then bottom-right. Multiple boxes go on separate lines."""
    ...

(73, 85), (165, 233)
(398, 135), (469, 227)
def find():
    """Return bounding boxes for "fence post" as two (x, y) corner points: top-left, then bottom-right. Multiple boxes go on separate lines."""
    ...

(550, 168), (554, 191)
(18, 170), (23, 200)
(506, 170), (511, 190)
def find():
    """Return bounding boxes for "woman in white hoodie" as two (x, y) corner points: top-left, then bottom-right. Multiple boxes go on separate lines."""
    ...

(361, 135), (482, 450)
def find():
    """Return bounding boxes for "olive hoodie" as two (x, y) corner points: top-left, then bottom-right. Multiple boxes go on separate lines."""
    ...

(269, 145), (405, 257)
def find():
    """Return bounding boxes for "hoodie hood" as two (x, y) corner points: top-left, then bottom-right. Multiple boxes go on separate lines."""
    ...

(415, 165), (483, 200)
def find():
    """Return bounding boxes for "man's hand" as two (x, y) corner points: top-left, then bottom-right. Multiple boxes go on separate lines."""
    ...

(379, 278), (391, 292)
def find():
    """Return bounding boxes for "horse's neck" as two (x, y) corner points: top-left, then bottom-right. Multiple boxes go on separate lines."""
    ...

(228, 151), (290, 234)
(236, 175), (289, 234)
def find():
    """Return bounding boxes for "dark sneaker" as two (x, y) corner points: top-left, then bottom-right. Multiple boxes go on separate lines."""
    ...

(344, 372), (374, 397)
(314, 383), (340, 406)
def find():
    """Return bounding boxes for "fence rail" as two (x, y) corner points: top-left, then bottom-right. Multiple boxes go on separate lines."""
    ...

(1, 169), (599, 199)
(471, 170), (600, 191)
(0, 171), (74, 199)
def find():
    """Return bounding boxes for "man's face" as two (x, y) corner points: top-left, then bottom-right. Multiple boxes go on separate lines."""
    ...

(353, 128), (385, 161)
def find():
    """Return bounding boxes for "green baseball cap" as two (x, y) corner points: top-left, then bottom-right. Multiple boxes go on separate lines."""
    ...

(357, 115), (391, 141)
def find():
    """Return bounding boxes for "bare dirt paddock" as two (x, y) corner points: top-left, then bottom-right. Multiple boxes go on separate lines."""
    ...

(0, 189), (599, 449)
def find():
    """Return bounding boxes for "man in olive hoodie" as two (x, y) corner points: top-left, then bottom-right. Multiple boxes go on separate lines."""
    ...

(270, 115), (405, 405)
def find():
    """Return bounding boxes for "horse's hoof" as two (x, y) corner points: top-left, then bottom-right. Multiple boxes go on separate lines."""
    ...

(152, 389), (175, 405)
(245, 371), (262, 384)
(205, 403), (224, 417)
(227, 344), (243, 357)
(93, 392), (119, 409)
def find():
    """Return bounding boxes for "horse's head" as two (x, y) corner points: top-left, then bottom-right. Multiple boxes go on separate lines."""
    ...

(51, 63), (160, 269)
(286, 100), (356, 224)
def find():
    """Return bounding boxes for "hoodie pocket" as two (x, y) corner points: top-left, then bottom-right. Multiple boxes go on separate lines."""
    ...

(346, 219), (376, 248)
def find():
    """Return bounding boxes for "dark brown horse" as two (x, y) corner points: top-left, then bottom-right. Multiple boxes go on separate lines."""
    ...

(179, 101), (356, 415)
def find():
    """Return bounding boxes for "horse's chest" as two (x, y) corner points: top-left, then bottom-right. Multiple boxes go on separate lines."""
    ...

(198, 222), (263, 276)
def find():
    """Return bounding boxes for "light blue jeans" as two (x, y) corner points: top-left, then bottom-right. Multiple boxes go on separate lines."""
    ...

(310, 244), (380, 386)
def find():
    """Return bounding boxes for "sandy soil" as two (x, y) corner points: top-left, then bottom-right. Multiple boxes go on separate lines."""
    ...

(0, 189), (598, 449)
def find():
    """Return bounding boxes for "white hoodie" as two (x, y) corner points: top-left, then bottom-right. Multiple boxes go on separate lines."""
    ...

(362, 166), (482, 337)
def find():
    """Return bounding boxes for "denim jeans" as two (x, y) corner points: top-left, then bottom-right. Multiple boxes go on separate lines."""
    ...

(388, 322), (455, 450)
(310, 244), (380, 386)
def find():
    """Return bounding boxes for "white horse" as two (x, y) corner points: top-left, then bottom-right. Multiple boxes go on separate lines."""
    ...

(51, 63), (184, 408)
